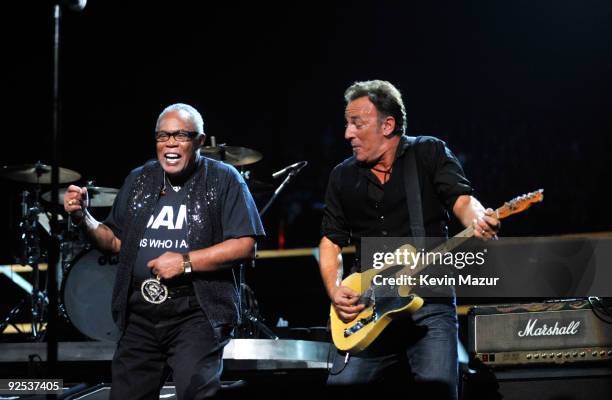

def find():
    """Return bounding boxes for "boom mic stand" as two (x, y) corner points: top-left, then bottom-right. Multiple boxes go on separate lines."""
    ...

(46, 0), (87, 369)
(259, 162), (307, 218)
(235, 162), (307, 339)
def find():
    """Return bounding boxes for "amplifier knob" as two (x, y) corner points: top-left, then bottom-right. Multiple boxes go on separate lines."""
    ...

(564, 353), (570, 358)
(557, 353), (563, 358)
(549, 353), (555, 358)
(608, 351), (612, 356)
(600, 351), (606, 356)
(534, 354), (539, 359)
(572, 352), (578, 357)
(542, 354), (547, 359)
(592, 351), (598, 357)
(526, 354), (532, 360)
(580, 352), (586, 357)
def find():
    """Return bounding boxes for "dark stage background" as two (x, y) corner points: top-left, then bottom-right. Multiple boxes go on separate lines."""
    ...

(1, 1), (611, 329)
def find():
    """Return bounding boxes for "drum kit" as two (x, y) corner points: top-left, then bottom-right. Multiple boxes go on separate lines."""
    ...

(0, 161), (118, 341)
(0, 141), (305, 342)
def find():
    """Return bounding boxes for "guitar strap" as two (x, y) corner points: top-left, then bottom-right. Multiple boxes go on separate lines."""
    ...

(403, 136), (426, 240)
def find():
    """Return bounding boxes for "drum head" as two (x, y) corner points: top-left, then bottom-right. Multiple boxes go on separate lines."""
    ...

(63, 249), (121, 342)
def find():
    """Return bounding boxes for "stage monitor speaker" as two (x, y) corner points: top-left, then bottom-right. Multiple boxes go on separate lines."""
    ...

(462, 366), (612, 400)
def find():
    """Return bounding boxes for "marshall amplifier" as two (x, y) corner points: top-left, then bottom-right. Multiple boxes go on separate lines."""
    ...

(468, 299), (612, 367)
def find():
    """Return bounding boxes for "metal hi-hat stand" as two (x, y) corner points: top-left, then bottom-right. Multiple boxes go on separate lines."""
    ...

(0, 164), (49, 340)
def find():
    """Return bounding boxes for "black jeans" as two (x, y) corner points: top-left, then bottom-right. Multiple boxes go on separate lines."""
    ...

(327, 302), (459, 400)
(110, 291), (230, 400)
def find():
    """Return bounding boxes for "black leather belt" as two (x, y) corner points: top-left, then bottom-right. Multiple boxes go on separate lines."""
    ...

(167, 285), (195, 298)
(134, 283), (194, 299)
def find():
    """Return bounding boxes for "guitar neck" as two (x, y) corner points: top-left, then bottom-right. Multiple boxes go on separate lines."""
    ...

(358, 189), (543, 301)
(370, 187), (544, 277)
(409, 205), (507, 275)
(409, 224), (475, 275)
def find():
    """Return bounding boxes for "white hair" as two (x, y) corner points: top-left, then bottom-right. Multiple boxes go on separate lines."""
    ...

(155, 103), (204, 134)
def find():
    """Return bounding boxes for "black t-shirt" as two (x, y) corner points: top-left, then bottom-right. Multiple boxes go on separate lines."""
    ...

(321, 135), (473, 271)
(133, 186), (190, 287)
(104, 157), (266, 285)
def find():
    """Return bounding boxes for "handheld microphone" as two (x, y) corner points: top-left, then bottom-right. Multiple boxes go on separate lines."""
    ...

(272, 161), (308, 179)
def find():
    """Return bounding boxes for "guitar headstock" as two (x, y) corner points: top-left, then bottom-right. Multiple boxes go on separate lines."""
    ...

(497, 189), (544, 219)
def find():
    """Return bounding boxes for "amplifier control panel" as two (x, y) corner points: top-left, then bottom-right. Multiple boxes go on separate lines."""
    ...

(475, 346), (612, 367)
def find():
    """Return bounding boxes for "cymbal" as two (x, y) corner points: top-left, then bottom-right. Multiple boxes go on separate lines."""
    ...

(201, 145), (262, 166)
(0, 163), (81, 184)
(43, 186), (119, 208)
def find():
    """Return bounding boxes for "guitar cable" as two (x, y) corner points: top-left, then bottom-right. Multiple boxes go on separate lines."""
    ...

(326, 318), (352, 375)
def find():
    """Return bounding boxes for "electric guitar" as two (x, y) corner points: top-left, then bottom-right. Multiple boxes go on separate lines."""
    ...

(330, 189), (544, 354)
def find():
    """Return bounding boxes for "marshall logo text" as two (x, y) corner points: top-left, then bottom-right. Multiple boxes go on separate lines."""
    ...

(517, 318), (581, 338)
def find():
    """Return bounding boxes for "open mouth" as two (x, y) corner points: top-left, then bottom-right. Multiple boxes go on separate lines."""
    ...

(164, 153), (182, 165)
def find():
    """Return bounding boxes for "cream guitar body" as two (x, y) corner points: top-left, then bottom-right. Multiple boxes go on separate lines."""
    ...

(329, 190), (543, 354)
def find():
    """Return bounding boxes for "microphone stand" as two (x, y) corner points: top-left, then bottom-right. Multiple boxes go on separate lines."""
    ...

(236, 257), (279, 340)
(236, 165), (306, 339)
(259, 168), (302, 217)
(46, 3), (63, 372)
(47, 0), (87, 372)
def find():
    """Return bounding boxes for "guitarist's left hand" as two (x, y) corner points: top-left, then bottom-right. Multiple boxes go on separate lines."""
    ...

(453, 195), (500, 241)
(473, 208), (500, 241)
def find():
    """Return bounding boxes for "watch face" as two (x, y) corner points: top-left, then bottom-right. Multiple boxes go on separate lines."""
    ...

(183, 260), (192, 274)
(182, 253), (192, 274)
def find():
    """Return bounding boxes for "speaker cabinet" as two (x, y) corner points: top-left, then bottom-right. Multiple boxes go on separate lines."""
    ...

(462, 366), (612, 400)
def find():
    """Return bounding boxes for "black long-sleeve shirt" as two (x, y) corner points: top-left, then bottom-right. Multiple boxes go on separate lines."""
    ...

(321, 135), (472, 273)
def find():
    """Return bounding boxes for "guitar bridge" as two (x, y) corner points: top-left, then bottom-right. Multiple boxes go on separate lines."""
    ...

(343, 311), (377, 337)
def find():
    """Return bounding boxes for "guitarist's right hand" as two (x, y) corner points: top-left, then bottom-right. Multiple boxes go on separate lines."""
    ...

(331, 286), (366, 323)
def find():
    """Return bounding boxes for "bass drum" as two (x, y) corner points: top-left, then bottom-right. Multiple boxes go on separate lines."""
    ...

(62, 248), (121, 342)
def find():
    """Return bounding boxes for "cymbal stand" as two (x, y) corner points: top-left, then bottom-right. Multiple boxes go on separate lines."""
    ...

(235, 165), (278, 338)
(0, 187), (47, 340)
(235, 256), (278, 339)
